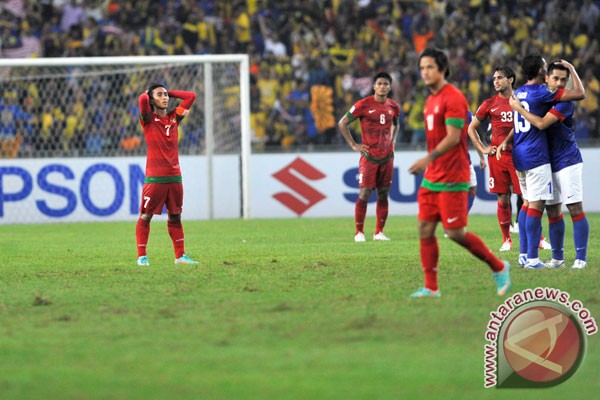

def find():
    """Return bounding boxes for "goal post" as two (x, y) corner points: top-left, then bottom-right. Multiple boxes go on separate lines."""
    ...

(0, 55), (251, 221)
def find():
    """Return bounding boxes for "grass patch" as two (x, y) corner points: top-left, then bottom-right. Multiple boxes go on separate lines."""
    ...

(1, 215), (598, 399)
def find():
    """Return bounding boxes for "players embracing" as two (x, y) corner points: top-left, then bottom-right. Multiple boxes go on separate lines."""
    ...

(510, 60), (589, 269)
(508, 54), (585, 270)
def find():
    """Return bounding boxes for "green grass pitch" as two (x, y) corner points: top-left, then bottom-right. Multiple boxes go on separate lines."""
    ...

(1, 215), (598, 399)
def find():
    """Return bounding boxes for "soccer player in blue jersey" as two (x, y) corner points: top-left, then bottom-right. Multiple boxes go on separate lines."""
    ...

(510, 62), (589, 269)
(509, 54), (585, 269)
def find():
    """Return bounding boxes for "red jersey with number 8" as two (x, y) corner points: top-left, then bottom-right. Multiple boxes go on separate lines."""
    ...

(423, 84), (470, 184)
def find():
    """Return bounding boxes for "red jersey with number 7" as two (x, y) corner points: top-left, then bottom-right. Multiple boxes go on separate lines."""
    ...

(423, 83), (470, 185)
(140, 109), (181, 178)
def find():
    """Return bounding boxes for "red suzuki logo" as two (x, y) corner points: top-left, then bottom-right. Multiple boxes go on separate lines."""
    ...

(272, 157), (326, 215)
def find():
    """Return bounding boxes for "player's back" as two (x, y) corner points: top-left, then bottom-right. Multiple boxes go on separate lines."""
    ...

(512, 84), (560, 171)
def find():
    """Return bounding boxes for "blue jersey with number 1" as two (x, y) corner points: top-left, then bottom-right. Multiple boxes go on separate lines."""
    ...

(512, 84), (563, 171)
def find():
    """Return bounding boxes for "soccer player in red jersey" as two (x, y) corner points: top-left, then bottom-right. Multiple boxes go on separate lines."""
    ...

(338, 72), (401, 242)
(468, 66), (522, 252)
(408, 48), (510, 298)
(135, 83), (200, 266)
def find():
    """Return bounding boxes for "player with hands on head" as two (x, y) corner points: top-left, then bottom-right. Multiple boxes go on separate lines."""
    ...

(135, 82), (200, 267)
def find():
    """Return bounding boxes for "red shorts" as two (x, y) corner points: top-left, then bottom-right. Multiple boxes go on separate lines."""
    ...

(140, 183), (183, 215)
(418, 188), (468, 229)
(358, 155), (394, 189)
(488, 153), (521, 195)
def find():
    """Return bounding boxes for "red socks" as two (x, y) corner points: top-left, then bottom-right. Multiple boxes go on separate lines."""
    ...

(355, 198), (389, 235)
(375, 199), (389, 234)
(355, 198), (368, 234)
(460, 232), (505, 272)
(135, 218), (150, 257)
(137, 218), (187, 259)
(420, 237), (439, 290)
(497, 201), (511, 241)
(167, 220), (186, 258)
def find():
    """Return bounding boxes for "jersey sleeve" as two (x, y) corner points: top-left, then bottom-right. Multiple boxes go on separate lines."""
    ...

(169, 90), (196, 120)
(347, 98), (365, 121)
(138, 93), (152, 124)
(537, 86), (564, 103)
(445, 89), (467, 129)
(553, 87), (565, 102)
(391, 100), (401, 123)
(549, 101), (572, 122)
(474, 98), (490, 121)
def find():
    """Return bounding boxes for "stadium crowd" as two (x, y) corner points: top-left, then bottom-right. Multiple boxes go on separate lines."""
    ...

(0, 0), (599, 157)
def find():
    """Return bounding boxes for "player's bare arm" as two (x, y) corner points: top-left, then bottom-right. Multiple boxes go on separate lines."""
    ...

(508, 94), (526, 114)
(409, 124), (462, 175)
(509, 95), (559, 130)
(517, 107), (558, 130)
(391, 118), (399, 150)
(467, 117), (492, 155)
(495, 128), (514, 160)
(338, 114), (368, 153)
(477, 148), (487, 170)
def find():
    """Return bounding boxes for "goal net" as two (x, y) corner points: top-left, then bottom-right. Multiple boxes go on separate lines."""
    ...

(0, 55), (251, 223)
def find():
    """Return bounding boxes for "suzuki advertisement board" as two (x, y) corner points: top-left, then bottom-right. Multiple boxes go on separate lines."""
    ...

(2, 150), (599, 224)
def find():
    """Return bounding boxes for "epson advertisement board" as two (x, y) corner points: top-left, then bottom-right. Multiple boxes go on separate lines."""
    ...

(1, 150), (598, 224)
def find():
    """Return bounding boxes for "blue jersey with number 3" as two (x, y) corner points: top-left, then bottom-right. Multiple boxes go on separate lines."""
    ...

(512, 84), (563, 171)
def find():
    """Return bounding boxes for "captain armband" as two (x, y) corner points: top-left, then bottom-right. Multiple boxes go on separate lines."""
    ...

(175, 106), (190, 118)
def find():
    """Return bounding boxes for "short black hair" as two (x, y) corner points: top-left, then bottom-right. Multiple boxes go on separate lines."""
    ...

(521, 53), (546, 81)
(373, 71), (392, 84)
(547, 61), (569, 78)
(418, 47), (450, 78)
(147, 82), (167, 98)
(493, 66), (516, 87)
